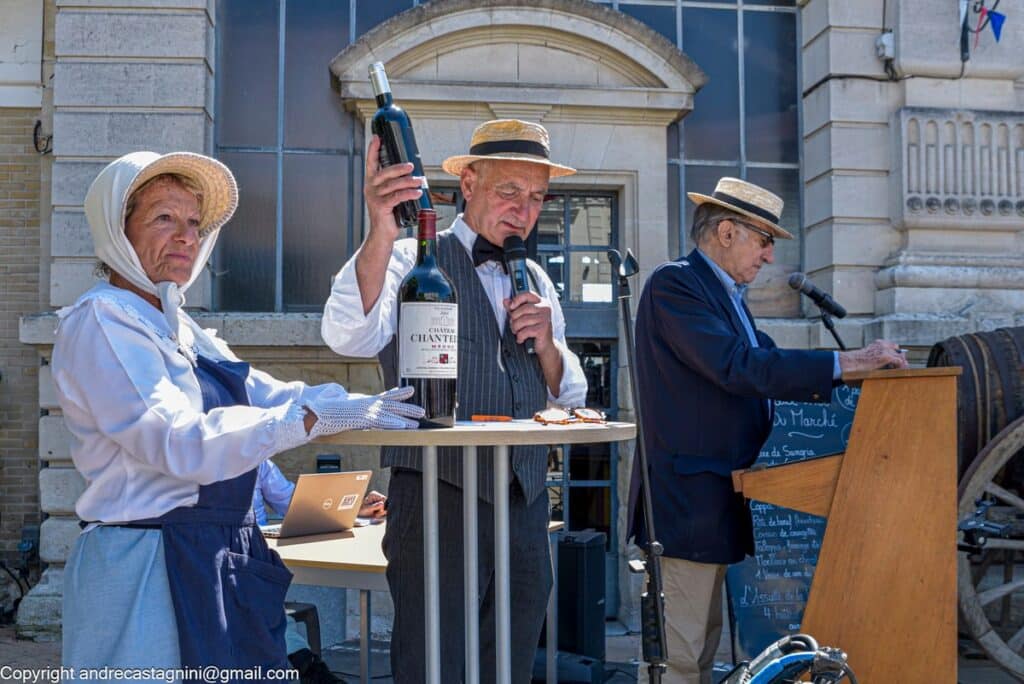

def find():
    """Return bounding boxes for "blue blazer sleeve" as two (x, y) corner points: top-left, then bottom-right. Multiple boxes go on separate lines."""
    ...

(645, 263), (833, 402)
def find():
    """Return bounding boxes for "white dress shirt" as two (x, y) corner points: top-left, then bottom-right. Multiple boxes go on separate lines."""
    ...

(52, 282), (341, 524)
(322, 215), (587, 407)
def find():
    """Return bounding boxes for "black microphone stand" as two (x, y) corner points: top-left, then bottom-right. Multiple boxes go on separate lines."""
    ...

(819, 309), (847, 351)
(607, 248), (667, 683)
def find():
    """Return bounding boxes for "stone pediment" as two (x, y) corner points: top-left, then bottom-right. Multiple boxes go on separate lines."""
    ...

(330, 0), (705, 124)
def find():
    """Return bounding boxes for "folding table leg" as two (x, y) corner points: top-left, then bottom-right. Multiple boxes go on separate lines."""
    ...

(360, 590), (371, 684)
(493, 444), (511, 683)
(464, 446), (480, 684)
(422, 445), (440, 684)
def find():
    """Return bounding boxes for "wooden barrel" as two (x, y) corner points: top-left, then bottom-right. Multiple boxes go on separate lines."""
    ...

(927, 326), (1024, 479)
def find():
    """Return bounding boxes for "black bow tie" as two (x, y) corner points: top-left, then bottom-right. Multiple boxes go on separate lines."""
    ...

(472, 236), (505, 269)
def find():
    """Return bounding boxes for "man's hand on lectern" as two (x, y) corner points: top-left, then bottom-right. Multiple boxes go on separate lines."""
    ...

(838, 339), (909, 373)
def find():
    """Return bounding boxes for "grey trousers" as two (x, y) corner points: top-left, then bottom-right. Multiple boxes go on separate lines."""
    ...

(382, 468), (553, 684)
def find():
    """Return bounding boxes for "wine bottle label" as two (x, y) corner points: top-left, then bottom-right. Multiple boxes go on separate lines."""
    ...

(399, 302), (458, 379)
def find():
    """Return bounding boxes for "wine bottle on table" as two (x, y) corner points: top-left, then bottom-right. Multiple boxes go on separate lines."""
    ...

(368, 61), (432, 229)
(398, 208), (458, 428)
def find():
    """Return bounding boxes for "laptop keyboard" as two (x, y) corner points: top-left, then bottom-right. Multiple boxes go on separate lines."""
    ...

(260, 524), (282, 538)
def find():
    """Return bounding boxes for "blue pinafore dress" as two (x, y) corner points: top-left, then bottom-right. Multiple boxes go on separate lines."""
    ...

(64, 355), (293, 679)
(146, 355), (293, 671)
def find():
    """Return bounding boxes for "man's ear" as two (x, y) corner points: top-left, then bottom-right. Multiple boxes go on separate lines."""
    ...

(460, 166), (477, 201)
(715, 219), (735, 247)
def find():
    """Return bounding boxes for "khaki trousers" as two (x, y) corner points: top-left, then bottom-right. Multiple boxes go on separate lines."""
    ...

(638, 557), (728, 684)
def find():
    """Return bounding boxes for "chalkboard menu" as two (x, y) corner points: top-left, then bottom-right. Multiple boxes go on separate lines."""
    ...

(725, 385), (860, 660)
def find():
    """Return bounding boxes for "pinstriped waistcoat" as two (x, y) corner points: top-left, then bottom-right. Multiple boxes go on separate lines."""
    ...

(378, 232), (549, 503)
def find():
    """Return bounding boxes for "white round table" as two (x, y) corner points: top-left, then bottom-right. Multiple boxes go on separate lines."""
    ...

(318, 419), (636, 684)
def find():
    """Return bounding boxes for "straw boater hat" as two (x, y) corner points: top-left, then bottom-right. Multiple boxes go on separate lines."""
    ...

(120, 151), (238, 237)
(687, 177), (794, 240)
(442, 119), (576, 178)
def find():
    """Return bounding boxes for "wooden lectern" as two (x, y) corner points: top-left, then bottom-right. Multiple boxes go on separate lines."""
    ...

(732, 368), (960, 682)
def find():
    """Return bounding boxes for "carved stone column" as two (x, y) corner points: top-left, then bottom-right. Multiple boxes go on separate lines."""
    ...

(874, 108), (1024, 341)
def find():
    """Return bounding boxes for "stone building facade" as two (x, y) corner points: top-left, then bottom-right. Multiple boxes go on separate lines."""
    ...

(7, 0), (1024, 642)
(0, 0), (45, 620)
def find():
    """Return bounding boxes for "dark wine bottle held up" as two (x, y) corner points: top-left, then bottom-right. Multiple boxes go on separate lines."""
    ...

(398, 209), (458, 428)
(368, 61), (432, 229)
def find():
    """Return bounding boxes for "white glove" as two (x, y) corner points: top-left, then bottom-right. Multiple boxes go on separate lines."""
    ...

(306, 386), (425, 437)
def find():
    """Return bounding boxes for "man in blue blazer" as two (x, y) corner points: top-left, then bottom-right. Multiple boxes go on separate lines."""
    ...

(629, 177), (907, 683)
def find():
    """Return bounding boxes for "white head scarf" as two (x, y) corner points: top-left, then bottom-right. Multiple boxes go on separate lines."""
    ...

(84, 151), (238, 358)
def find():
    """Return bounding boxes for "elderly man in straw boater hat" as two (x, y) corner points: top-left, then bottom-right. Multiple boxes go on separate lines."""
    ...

(322, 120), (587, 681)
(626, 177), (907, 682)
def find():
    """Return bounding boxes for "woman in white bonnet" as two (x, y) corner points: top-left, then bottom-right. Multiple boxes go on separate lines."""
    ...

(53, 151), (423, 682)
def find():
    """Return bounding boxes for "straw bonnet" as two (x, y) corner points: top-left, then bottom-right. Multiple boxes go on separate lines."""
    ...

(687, 177), (794, 240)
(83, 151), (238, 353)
(442, 119), (576, 178)
(119, 151), (239, 237)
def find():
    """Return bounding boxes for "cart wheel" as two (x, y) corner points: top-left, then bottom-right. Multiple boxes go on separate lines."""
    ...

(959, 415), (1024, 678)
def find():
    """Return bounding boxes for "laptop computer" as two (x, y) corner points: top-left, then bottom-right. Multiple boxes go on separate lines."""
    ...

(260, 470), (372, 539)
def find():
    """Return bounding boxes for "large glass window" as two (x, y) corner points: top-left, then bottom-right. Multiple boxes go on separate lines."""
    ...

(214, 0), (418, 312)
(216, 0), (799, 315)
(532, 194), (616, 306)
(611, 0), (802, 315)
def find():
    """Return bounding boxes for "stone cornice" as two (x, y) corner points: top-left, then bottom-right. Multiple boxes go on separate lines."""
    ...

(330, 0), (705, 91)
(20, 312), (330, 349)
(351, 96), (691, 126)
(875, 253), (1024, 290)
(331, 0), (704, 126)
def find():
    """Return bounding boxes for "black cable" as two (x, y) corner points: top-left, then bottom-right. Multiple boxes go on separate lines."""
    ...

(333, 667), (391, 681)
(809, 0), (977, 100)
(967, 0), (1000, 34)
(0, 561), (26, 599)
(802, 72), (910, 99)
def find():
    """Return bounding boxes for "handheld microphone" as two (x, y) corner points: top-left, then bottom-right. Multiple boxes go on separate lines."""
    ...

(788, 272), (847, 319)
(502, 235), (535, 354)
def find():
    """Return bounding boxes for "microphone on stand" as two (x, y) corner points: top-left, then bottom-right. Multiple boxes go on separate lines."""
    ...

(788, 272), (847, 319)
(502, 235), (535, 354)
(788, 272), (848, 350)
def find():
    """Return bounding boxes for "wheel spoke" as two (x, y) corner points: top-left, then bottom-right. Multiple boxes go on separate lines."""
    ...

(985, 482), (1024, 512)
(1007, 624), (1024, 653)
(978, 576), (1024, 606)
(982, 540), (1024, 550)
(957, 417), (1024, 676)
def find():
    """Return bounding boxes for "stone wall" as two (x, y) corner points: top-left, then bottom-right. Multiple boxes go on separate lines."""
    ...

(0, 109), (42, 564)
(48, 0), (215, 307)
(0, 0), (44, 572)
(800, 0), (1024, 347)
(17, 0), (217, 639)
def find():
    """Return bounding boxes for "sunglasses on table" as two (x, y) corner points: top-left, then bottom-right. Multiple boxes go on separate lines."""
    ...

(533, 407), (607, 425)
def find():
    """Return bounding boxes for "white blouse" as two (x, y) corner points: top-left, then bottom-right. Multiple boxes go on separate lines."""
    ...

(52, 282), (336, 524)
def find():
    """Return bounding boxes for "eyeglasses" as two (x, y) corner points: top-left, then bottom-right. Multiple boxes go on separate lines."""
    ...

(533, 407), (607, 425)
(734, 220), (775, 249)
